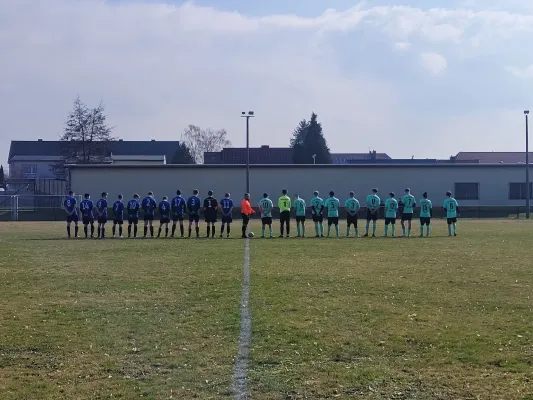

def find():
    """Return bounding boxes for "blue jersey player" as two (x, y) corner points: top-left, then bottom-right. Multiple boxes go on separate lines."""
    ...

(79, 193), (95, 238)
(141, 192), (157, 238)
(219, 193), (234, 238)
(127, 194), (141, 238)
(95, 192), (109, 239)
(171, 190), (186, 237)
(112, 194), (125, 238)
(187, 189), (201, 238)
(157, 196), (171, 238)
(63, 190), (79, 238)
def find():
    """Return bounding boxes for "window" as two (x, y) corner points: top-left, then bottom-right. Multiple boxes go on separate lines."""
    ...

(454, 182), (479, 200)
(509, 183), (533, 200)
(21, 165), (37, 176)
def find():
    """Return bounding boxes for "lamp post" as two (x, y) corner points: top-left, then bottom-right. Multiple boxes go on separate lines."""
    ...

(312, 154), (316, 165)
(525, 110), (530, 219)
(241, 111), (254, 194)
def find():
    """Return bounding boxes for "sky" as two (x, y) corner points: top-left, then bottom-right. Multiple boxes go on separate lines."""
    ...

(1, 0), (533, 166)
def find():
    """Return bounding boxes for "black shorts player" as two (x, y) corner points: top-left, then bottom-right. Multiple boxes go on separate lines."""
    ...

(385, 217), (396, 225)
(346, 213), (358, 227)
(401, 213), (413, 222)
(366, 208), (378, 221)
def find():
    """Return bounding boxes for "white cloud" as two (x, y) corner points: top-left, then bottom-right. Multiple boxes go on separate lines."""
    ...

(420, 52), (448, 75)
(394, 42), (412, 50)
(506, 65), (533, 80)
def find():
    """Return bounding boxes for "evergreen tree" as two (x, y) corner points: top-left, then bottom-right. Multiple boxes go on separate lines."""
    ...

(290, 113), (331, 164)
(0, 165), (5, 188)
(171, 142), (196, 164)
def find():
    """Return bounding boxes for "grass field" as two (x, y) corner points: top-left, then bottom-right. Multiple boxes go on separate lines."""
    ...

(1, 220), (532, 399)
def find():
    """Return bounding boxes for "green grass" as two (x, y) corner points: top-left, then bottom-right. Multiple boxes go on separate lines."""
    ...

(1, 220), (533, 399)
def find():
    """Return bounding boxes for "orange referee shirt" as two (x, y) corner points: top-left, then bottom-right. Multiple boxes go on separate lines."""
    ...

(240, 199), (255, 216)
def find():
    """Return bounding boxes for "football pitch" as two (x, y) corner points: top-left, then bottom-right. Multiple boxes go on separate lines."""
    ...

(0, 220), (532, 399)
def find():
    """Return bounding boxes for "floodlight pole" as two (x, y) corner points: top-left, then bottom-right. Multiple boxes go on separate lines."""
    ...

(241, 111), (254, 194)
(525, 110), (530, 219)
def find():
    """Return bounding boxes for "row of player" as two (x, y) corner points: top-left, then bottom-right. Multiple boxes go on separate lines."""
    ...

(62, 188), (460, 239)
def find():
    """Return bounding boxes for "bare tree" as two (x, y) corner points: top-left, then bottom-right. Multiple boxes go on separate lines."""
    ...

(181, 125), (231, 164)
(59, 96), (115, 167)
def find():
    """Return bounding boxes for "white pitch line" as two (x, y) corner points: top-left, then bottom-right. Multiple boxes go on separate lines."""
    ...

(233, 238), (251, 400)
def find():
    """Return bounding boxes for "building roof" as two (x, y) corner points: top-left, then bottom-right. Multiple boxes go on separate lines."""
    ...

(8, 140), (180, 163)
(454, 152), (533, 163)
(205, 146), (293, 164)
(332, 152), (391, 161)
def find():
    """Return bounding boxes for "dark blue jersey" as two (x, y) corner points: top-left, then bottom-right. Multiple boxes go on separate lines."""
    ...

(113, 201), (124, 220)
(127, 199), (140, 217)
(171, 196), (186, 215)
(220, 198), (234, 216)
(159, 200), (171, 217)
(141, 197), (157, 215)
(80, 199), (94, 217)
(96, 198), (108, 217)
(187, 195), (201, 213)
(64, 196), (77, 215)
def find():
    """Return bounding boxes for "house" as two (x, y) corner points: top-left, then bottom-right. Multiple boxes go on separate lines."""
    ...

(7, 139), (180, 179)
(453, 152), (533, 164)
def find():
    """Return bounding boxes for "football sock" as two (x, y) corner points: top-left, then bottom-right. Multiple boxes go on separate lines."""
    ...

(90, 224), (94, 236)
(297, 225), (301, 236)
(372, 222), (377, 235)
(402, 227), (406, 235)
(102, 227), (105, 238)
(188, 227), (192, 237)
(134, 225), (138, 237)
(158, 227), (162, 237)
(119, 226), (122, 236)
(408, 227), (411, 236)
(354, 228), (358, 236)
(212, 226), (215, 238)
(314, 222), (319, 236)
(420, 225), (424, 236)
(319, 224), (324, 235)
(172, 224), (176, 236)
(327, 225), (331, 237)
(221, 225), (225, 235)
(242, 225), (247, 236)
(392, 225), (395, 236)
(365, 222), (370, 234)
(128, 225), (132, 236)
(384, 225), (388, 235)
(286, 225), (290, 235)
(84, 226), (88, 237)
(207, 226), (211, 237)
(227, 225), (231, 235)
(144, 227), (148, 237)
(74, 226), (78, 237)
(346, 226), (350, 236)
(335, 225), (339, 237)
(261, 226), (265, 237)
(280, 224), (284, 236)
(269, 226), (273, 237)
(150, 226), (154, 237)
(165, 227), (169, 237)
(180, 225), (184, 236)
(67, 226), (71, 237)
(453, 224), (457, 234)
(112, 225), (116, 236)
(448, 225), (452, 235)
(195, 227), (199, 237)
(426, 226), (430, 236)
(302, 225), (305, 236)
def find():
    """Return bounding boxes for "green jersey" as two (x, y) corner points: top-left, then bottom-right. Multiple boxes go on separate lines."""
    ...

(294, 198), (306, 216)
(385, 198), (398, 218)
(324, 197), (340, 217)
(443, 197), (458, 218)
(366, 194), (380, 210)
(344, 197), (360, 215)
(259, 198), (273, 218)
(310, 196), (324, 215)
(402, 194), (416, 213)
(278, 195), (291, 212)
(419, 199), (432, 218)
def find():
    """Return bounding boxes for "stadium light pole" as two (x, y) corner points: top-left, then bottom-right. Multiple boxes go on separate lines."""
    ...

(525, 110), (530, 219)
(241, 111), (254, 194)
(312, 154), (316, 164)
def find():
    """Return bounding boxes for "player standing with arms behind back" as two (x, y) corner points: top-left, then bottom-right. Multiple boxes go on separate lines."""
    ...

(324, 191), (340, 237)
(127, 194), (140, 238)
(157, 196), (171, 238)
(220, 193), (234, 238)
(141, 192), (157, 238)
(171, 190), (186, 238)
(80, 193), (95, 239)
(259, 193), (274, 238)
(278, 189), (291, 238)
(419, 192), (432, 237)
(401, 188), (416, 237)
(63, 191), (79, 238)
(384, 192), (398, 237)
(203, 190), (218, 238)
(443, 191), (459, 236)
(240, 193), (254, 238)
(95, 192), (109, 239)
(364, 188), (380, 237)
(344, 191), (360, 237)
(310, 191), (325, 237)
(112, 194), (125, 238)
(187, 190), (201, 238)
(294, 194), (306, 237)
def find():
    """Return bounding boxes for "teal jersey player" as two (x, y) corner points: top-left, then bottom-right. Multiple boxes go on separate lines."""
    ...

(259, 197), (274, 218)
(324, 196), (340, 217)
(419, 198), (432, 218)
(345, 193), (360, 237)
(310, 196), (324, 215)
(366, 193), (380, 210)
(295, 197), (306, 216)
(365, 189), (380, 237)
(401, 193), (416, 214)
(345, 197), (360, 214)
(385, 197), (398, 218)
(443, 192), (459, 236)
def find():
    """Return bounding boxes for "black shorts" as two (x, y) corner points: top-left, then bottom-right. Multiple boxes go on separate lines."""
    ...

(401, 213), (413, 222)
(98, 216), (108, 224)
(205, 211), (217, 223)
(172, 213), (184, 222)
(160, 216), (170, 224)
(144, 214), (154, 221)
(346, 214), (358, 226)
(261, 217), (272, 225)
(420, 217), (431, 226)
(82, 216), (94, 225)
(128, 216), (139, 224)
(280, 210), (290, 224)
(221, 215), (233, 224)
(447, 217), (457, 224)
(295, 216), (305, 223)
(66, 214), (78, 223)
(241, 213), (250, 225)
(189, 213), (200, 223)
(328, 217), (339, 225)
(385, 217), (396, 225)
(366, 209), (378, 221)
(312, 214), (323, 223)
(113, 219), (123, 225)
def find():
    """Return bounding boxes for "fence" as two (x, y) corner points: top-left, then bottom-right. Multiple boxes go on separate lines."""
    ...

(0, 195), (530, 221)
(0, 195), (82, 221)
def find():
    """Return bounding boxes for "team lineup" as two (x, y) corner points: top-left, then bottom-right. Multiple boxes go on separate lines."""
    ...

(62, 188), (460, 239)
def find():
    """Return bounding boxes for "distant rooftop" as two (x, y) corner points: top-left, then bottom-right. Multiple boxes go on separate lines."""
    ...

(453, 152), (533, 164)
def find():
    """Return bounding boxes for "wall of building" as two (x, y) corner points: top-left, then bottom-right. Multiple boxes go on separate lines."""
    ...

(9, 160), (58, 179)
(69, 164), (531, 206)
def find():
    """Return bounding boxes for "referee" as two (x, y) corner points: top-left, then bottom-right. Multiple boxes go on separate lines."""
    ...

(278, 189), (291, 238)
